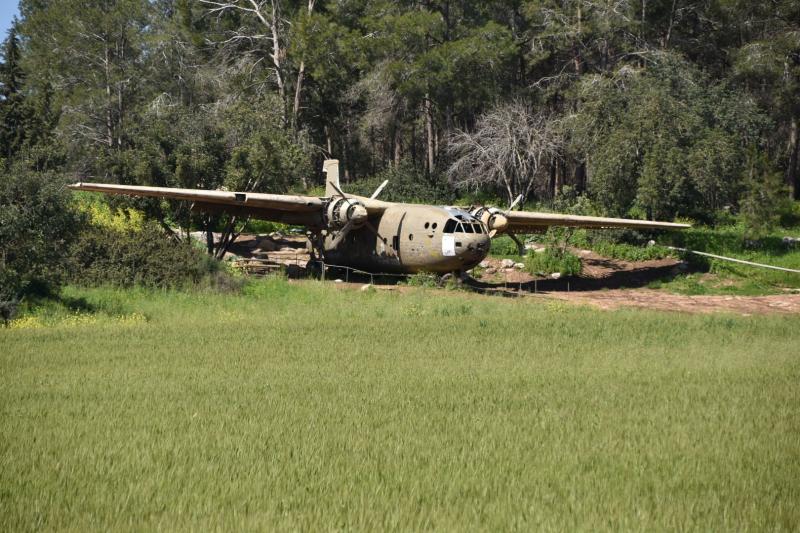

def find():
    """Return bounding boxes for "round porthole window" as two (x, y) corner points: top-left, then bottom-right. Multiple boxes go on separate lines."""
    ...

(409, 234), (414, 241)
(432, 222), (438, 229)
(424, 222), (430, 229)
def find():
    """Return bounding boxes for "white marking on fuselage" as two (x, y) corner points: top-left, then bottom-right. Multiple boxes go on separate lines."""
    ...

(442, 234), (456, 256)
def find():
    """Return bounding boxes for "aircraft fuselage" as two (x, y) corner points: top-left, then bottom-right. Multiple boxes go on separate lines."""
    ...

(321, 204), (491, 274)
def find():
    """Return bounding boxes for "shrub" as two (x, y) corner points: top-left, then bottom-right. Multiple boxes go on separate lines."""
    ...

(526, 248), (582, 276)
(0, 171), (81, 302)
(66, 223), (223, 289)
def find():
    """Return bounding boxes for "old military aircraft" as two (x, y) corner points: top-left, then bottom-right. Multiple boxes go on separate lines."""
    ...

(69, 159), (689, 274)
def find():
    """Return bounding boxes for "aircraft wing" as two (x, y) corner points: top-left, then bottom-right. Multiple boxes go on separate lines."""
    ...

(504, 211), (690, 233)
(69, 182), (328, 227)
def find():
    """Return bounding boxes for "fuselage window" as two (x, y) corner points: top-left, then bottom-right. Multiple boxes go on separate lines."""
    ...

(432, 222), (438, 229)
(409, 233), (414, 241)
(424, 222), (430, 229)
(462, 222), (474, 233)
(444, 219), (457, 233)
(473, 223), (482, 234)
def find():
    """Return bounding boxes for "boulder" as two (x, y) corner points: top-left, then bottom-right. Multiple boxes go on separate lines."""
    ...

(550, 272), (562, 280)
(479, 260), (491, 268)
(360, 284), (373, 292)
(514, 262), (525, 269)
(500, 258), (515, 268)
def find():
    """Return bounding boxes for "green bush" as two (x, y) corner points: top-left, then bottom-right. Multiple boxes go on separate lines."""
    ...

(404, 272), (440, 288)
(526, 248), (582, 277)
(0, 171), (81, 303)
(590, 242), (673, 262)
(346, 163), (456, 204)
(66, 223), (224, 289)
(489, 236), (521, 256)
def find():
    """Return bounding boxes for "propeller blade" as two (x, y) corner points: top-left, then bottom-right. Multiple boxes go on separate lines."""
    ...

(330, 218), (355, 248)
(507, 194), (523, 212)
(370, 180), (389, 200)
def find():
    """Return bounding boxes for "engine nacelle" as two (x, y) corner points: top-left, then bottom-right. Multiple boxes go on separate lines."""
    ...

(326, 197), (368, 229)
(470, 206), (508, 235)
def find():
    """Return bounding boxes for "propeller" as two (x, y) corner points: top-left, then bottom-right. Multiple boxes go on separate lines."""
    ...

(474, 194), (523, 238)
(325, 180), (389, 251)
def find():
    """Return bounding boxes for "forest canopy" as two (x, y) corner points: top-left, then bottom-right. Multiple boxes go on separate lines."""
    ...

(1, 1), (798, 213)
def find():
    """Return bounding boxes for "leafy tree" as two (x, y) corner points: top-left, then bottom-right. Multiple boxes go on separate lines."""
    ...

(0, 171), (81, 305)
(574, 52), (768, 220)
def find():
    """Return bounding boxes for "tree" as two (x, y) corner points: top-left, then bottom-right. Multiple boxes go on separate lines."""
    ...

(0, 21), (28, 162)
(0, 171), (81, 306)
(574, 52), (768, 220)
(447, 101), (562, 205)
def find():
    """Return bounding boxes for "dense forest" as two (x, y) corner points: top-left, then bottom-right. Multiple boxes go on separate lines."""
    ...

(1, 1), (799, 305)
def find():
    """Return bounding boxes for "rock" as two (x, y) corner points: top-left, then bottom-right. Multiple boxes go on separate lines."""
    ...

(360, 284), (373, 292)
(334, 279), (343, 283)
(534, 247), (546, 253)
(514, 262), (525, 269)
(783, 236), (800, 246)
(647, 240), (656, 247)
(484, 268), (496, 275)
(550, 272), (562, 280)
(479, 260), (490, 268)
(500, 258), (515, 268)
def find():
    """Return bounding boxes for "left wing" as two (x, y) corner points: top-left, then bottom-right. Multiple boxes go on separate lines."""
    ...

(69, 183), (327, 227)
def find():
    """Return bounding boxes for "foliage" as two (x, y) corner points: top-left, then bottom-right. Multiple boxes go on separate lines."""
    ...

(589, 242), (673, 262)
(525, 247), (582, 277)
(345, 162), (455, 204)
(3, 283), (799, 529)
(404, 271), (440, 288)
(575, 52), (769, 220)
(0, 171), (81, 302)
(490, 236), (522, 257)
(65, 222), (222, 289)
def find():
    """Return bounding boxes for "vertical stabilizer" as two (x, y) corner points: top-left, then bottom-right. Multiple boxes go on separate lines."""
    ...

(323, 159), (340, 197)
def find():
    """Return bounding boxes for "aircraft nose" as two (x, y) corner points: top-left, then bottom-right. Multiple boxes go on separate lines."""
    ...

(465, 233), (490, 257)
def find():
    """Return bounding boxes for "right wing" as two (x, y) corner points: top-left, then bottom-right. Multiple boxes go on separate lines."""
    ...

(69, 183), (327, 228)
(504, 211), (690, 233)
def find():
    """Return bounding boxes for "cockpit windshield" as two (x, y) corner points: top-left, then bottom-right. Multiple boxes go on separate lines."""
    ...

(443, 218), (484, 234)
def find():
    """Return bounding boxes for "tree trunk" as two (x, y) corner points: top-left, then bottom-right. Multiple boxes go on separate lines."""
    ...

(425, 94), (434, 174)
(104, 44), (113, 148)
(292, 1), (316, 129)
(394, 126), (402, 167)
(788, 116), (799, 200)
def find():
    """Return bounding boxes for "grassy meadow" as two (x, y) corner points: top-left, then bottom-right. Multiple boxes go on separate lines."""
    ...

(2, 279), (799, 531)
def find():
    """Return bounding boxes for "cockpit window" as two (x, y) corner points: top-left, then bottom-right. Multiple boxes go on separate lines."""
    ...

(444, 218), (484, 234)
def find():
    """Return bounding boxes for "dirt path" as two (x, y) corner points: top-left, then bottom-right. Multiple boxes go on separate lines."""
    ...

(537, 289), (800, 315)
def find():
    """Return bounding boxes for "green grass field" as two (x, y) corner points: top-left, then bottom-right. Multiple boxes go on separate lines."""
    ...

(2, 280), (799, 531)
